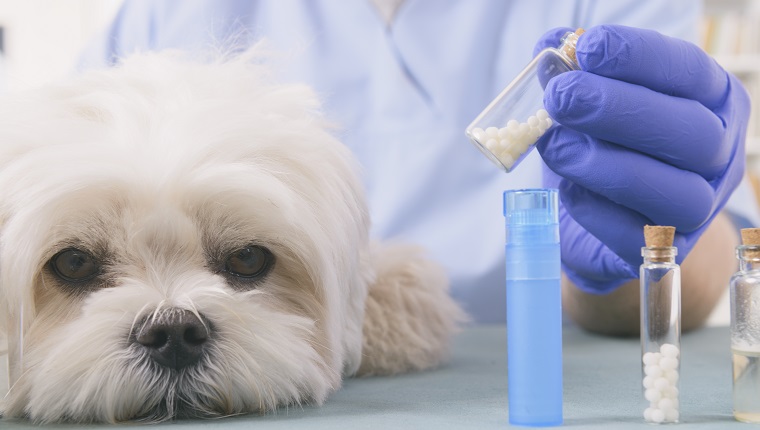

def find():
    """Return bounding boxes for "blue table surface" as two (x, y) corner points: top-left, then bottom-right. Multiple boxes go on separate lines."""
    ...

(0, 324), (747, 429)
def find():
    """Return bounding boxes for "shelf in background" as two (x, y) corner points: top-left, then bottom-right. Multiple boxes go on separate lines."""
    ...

(704, 0), (760, 175)
(747, 137), (760, 156)
(713, 55), (760, 77)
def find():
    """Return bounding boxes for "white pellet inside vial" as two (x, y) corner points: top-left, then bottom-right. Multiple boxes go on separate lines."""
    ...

(470, 108), (553, 170)
(642, 343), (680, 423)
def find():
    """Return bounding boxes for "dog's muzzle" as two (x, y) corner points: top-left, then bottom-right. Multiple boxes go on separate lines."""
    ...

(131, 309), (211, 370)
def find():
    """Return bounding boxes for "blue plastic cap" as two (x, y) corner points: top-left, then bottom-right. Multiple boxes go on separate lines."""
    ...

(503, 188), (559, 226)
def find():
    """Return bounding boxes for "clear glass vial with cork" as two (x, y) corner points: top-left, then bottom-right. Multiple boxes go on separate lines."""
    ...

(640, 225), (681, 424)
(730, 228), (760, 423)
(465, 28), (584, 173)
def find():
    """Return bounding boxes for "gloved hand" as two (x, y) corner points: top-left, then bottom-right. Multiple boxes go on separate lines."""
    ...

(533, 25), (750, 293)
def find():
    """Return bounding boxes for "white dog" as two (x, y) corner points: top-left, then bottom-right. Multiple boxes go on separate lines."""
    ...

(0, 49), (464, 423)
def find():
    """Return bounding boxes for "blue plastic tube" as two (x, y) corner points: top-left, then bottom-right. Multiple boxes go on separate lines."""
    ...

(504, 189), (562, 426)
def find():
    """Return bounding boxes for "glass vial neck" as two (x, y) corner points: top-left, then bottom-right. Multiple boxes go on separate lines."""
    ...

(642, 246), (677, 264)
(737, 245), (760, 271)
(558, 28), (585, 65)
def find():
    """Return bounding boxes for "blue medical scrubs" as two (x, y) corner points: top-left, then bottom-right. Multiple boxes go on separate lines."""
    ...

(80, 0), (755, 322)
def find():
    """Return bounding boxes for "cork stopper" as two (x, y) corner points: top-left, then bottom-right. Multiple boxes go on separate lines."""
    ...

(741, 228), (760, 259)
(741, 228), (760, 246)
(560, 28), (586, 63)
(644, 225), (675, 248)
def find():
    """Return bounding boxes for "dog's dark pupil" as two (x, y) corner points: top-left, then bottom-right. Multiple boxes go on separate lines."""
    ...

(52, 248), (99, 282)
(238, 249), (255, 262)
(67, 254), (86, 272)
(225, 246), (271, 278)
(63, 251), (94, 279)
(232, 248), (263, 273)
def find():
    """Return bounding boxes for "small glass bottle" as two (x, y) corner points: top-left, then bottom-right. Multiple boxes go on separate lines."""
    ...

(729, 228), (760, 423)
(504, 188), (562, 426)
(465, 28), (584, 173)
(640, 226), (681, 424)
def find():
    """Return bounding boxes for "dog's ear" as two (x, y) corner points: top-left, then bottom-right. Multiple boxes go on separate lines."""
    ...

(0, 87), (109, 372)
(356, 242), (468, 376)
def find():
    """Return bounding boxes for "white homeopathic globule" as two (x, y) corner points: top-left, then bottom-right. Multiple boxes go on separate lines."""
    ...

(642, 343), (680, 423)
(470, 108), (553, 170)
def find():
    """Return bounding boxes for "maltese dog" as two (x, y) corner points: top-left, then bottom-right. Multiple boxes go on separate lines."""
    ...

(0, 49), (464, 423)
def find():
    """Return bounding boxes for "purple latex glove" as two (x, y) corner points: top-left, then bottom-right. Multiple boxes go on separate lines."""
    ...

(533, 25), (749, 293)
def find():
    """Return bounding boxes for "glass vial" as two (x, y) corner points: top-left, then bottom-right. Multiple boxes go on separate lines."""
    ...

(730, 228), (760, 423)
(465, 28), (584, 173)
(504, 188), (562, 426)
(640, 225), (681, 424)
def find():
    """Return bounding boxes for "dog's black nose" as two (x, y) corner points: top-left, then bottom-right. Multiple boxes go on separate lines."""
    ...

(134, 309), (210, 370)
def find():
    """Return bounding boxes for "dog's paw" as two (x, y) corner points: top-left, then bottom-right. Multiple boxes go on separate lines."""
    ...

(356, 243), (468, 376)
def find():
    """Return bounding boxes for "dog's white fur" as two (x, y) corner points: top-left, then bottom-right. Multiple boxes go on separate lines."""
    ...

(0, 49), (465, 423)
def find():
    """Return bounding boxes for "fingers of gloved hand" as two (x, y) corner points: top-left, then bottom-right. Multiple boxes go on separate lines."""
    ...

(535, 25), (730, 110)
(706, 73), (751, 203)
(559, 178), (711, 271)
(558, 179), (694, 268)
(544, 71), (729, 179)
(576, 25), (729, 110)
(536, 127), (715, 232)
(554, 198), (637, 293)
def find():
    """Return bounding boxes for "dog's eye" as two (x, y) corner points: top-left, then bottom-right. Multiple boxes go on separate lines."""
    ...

(50, 248), (100, 283)
(224, 245), (274, 279)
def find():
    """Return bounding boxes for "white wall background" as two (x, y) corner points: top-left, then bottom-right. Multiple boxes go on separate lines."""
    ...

(0, 0), (121, 92)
